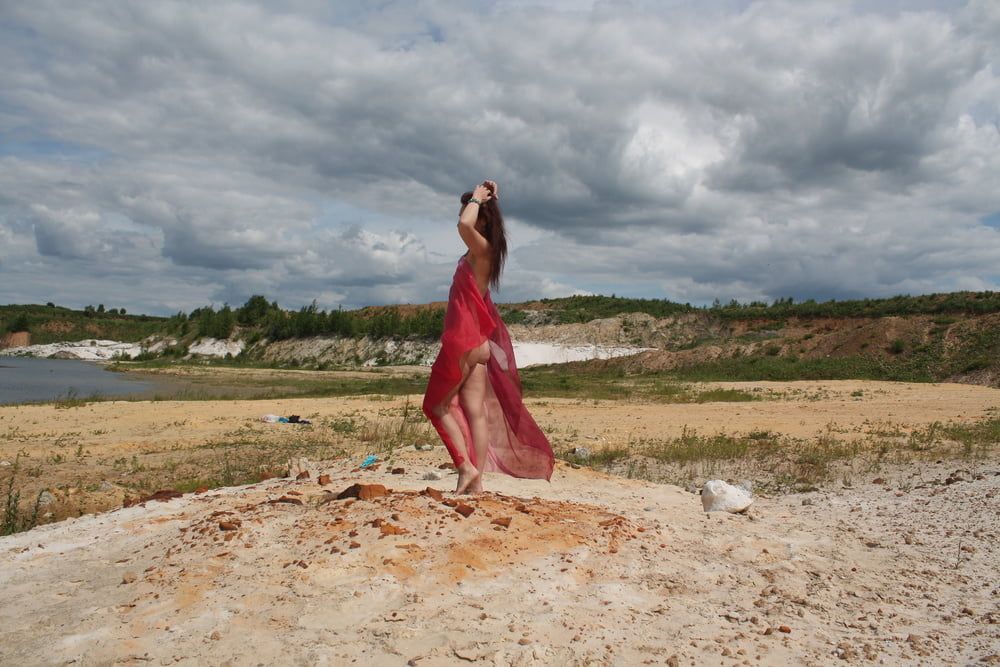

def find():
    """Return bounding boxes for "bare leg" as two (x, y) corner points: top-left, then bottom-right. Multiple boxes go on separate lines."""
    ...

(433, 406), (480, 494)
(460, 361), (489, 495)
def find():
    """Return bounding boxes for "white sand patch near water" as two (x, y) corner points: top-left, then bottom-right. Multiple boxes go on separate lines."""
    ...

(0, 339), (143, 360)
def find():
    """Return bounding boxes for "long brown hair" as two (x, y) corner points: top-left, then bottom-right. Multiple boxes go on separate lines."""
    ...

(460, 185), (507, 290)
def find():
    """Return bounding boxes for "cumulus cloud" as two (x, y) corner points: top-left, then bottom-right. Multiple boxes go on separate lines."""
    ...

(0, 0), (998, 315)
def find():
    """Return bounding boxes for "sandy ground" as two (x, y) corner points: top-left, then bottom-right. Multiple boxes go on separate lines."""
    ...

(2, 379), (999, 518)
(2, 379), (997, 470)
(0, 451), (997, 666)
(1, 379), (999, 665)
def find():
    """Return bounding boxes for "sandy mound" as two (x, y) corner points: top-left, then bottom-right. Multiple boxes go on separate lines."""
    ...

(1, 451), (997, 666)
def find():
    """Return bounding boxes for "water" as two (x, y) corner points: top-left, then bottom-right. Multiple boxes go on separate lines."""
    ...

(0, 357), (161, 405)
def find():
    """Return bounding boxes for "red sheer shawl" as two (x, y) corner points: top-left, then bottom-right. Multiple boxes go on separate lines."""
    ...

(422, 257), (554, 480)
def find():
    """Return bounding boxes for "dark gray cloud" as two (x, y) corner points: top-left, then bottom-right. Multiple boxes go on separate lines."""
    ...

(0, 0), (998, 315)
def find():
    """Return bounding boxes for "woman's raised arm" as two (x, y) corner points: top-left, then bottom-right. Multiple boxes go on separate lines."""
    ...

(457, 183), (493, 256)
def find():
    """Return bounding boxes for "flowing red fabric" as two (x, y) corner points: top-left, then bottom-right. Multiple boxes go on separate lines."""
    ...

(422, 257), (554, 480)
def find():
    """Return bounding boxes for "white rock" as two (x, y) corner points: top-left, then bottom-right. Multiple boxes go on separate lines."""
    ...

(422, 470), (443, 481)
(701, 480), (754, 513)
(188, 338), (245, 358)
(1, 339), (143, 360)
(37, 490), (57, 506)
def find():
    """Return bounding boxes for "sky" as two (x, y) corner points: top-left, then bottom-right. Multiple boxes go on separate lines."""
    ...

(1, 0), (999, 316)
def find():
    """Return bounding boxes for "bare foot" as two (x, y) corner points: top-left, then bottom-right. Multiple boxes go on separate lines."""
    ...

(455, 463), (480, 495)
(467, 474), (484, 495)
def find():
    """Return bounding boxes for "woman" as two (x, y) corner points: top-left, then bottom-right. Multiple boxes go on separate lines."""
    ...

(422, 180), (554, 494)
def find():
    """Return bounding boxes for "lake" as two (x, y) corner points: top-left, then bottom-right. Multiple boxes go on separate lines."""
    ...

(0, 357), (162, 405)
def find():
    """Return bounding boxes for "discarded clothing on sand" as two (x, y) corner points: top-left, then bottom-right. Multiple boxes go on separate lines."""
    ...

(261, 414), (311, 425)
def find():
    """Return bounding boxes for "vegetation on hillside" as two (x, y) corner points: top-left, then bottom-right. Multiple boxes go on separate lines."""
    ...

(0, 304), (165, 345)
(519, 291), (1000, 324)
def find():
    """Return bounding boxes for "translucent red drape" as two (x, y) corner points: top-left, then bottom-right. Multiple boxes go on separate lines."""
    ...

(422, 258), (554, 480)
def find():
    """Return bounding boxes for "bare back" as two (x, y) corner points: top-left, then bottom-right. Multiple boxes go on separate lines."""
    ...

(463, 252), (491, 297)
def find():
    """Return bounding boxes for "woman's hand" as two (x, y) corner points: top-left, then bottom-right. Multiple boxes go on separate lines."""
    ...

(484, 180), (499, 201)
(471, 183), (492, 204)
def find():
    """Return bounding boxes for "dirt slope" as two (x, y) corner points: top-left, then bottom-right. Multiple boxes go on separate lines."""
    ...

(1, 451), (997, 666)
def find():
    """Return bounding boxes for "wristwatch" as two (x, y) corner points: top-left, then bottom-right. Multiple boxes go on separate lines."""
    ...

(469, 197), (482, 205)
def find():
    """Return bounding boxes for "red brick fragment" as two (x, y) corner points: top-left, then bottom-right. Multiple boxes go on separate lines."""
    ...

(336, 483), (388, 501)
(438, 462), (455, 470)
(391, 467), (405, 475)
(297, 560), (309, 569)
(443, 499), (459, 507)
(380, 523), (407, 536)
(515, 504), (530, 514)
(286, 490), (302, 496)
(349, 541), (361, 549)
(778, 625), (791, 634)
(317, 474), (331, 486)
(194, 487), (209, 494)
(218, 521), (241, 531)
(455, 503), (475, 518)
(140, 489), (183, 503)
(490, 516), (512, 528)
(296, 471), (310, 480)
(422, 487), (444, 502)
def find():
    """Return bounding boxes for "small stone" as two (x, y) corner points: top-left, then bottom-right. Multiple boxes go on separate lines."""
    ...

(391, 467), (405, 475)
(37, 491), (56, 507)
(349, 541), (361, 549)
(98, 481), (115, 492)
(194, 486), (209, 494)
(763, 627), (774, 636)
(422, 471), (443, 481)
(296, 470), (310, 480)
(701, 480), (753, 513)
(218, 521), (240, 531)
(438, 462), (456, 470)
(121, 572), (137, 584)
(423, 487), (444, 502)
(317, 474), (331, 485)
(778, 625), (791, 634)
(491, 517), (512, 528)
(518, 638), (531, 645)
(801, 498), (814, 506)
(666, 657), (679, 667)
(210, 631), (221, 641)
(268, 495), (304, 505)
(455, 503), (475, 518)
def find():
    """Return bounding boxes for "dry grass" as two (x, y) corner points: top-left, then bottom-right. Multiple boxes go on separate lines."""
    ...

(558, 415), (1000, 493)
